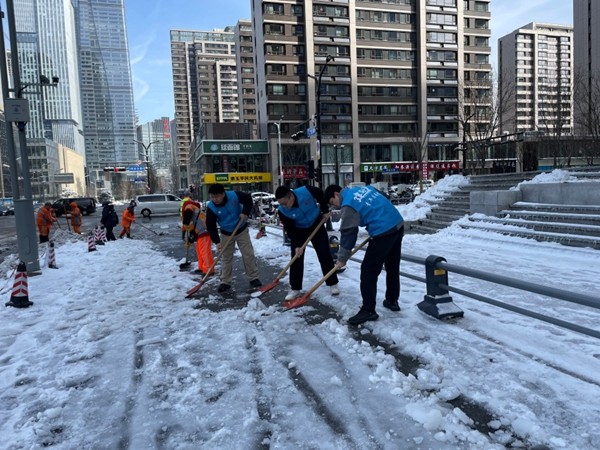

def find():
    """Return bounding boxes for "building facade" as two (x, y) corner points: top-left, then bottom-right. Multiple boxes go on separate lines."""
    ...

(252, 0), (491, 187)
(170, 28), (239, 188)
(234, 19), (258, 138)
(136, 117), (175, 193)
(76, 0), (138, 195)
(498, 22), (574, 136)
(14, 0), (85, 199)
(573, 0), (600, 135)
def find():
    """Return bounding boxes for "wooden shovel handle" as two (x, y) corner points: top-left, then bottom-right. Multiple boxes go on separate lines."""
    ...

(274, 216), (329, 282)
(304, 236), (370, 297)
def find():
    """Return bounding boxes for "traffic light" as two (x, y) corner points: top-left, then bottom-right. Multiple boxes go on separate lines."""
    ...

(314, 167), (321, 182)
(305, 160), (315, 179)
(291, 130), (306, 141)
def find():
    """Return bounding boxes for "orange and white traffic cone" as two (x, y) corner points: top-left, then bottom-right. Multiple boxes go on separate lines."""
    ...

(99, 225), (107, 243)
(94, 225), (105, 245)
(5, 262), (33, 308)
(48, 241), (58, 269)
(87, 232), (97, 252)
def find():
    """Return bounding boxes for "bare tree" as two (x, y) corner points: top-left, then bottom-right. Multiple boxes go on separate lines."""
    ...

(573, 69), (600, 165)
(536, 69), (574, 167)
(459, 71), (515, 174)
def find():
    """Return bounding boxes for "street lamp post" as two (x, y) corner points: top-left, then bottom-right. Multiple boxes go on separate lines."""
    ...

(0, 1), (59, 273)
(274, 117), (284, 187)
(133, 140), (159, 193)
(314, 55), (334, 188)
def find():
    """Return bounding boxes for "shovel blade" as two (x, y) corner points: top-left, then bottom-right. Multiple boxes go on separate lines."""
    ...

(186, 281), (205, 298)
(250, 280), (279, 298)
(282, 293), (310, 310)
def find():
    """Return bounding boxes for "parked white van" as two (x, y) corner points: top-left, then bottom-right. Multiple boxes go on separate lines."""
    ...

(134, 194), (182, 217)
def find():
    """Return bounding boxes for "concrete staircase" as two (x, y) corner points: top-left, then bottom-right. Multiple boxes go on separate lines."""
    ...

(409, 167), (600, 249)
(464, 202), (600, 249)
(408, 171), (540, 235)
(465, 167), (600, 249)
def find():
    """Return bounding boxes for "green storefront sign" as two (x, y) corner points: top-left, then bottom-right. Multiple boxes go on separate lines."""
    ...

(201, 140), (269, 155)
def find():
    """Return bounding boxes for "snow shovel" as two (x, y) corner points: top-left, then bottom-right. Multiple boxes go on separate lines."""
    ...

(137, 221), (166, 236)
(186, 219), (243, 298)
(282, 236), (371, 310)
(179, 237), (192, 270)
(251, 216), (328, 298)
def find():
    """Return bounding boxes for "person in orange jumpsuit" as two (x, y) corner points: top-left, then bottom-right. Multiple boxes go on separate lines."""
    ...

(36, 202), (57, 243)
(69, 201), (83, 234)
(182, 203), (214, 275)
(119, 204), (136, 239)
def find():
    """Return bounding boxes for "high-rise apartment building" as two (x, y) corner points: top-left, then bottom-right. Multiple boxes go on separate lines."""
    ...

(14, 0), (85, 198)
(252, 0), (491, 186)
(136, 117), (174, 192)
(76, 0), (137, 192)
(573, 0), (600, 135)
(498, 22), (574, 135)
(235, 20), (258, 137)
(13, 0), (136, 198)
(136, 118), (174, 171)
(170, 28), (239, 185)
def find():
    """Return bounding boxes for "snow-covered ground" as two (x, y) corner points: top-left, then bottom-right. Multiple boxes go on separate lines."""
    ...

(1, 174), (599, 449)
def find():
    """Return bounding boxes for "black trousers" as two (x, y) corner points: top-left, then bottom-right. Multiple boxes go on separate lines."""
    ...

(360, 226), (404, 312)
(105, 226), (117, 241)
(289, 223), (338, 290)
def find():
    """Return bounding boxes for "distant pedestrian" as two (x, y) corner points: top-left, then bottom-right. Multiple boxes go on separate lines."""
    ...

(119, 204), (135, 239)
(205, 183), (261, 293)
(101, 202), (119, 241)
(36, 201), (57, 243)
(69, 201), (82, 234)
(324, 184), (404, 325)
(275, 185), (339, 300)
(182, 202), (214, 275)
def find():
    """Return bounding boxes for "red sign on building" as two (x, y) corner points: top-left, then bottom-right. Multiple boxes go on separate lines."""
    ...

(283, 166), (307, 179)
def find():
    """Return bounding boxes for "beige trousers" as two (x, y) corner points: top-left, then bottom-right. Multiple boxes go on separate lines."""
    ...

(219, 227), (259, 285)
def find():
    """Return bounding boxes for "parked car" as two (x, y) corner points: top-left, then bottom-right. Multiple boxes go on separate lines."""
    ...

(134, 194), (182, 217)
(0, 205), (13, 216)
(51, 197), (97, 216)
(251, 191), (276, 204)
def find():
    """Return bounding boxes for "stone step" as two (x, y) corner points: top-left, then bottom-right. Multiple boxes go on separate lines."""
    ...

(460, 220), (600, 250)
(499, 210), (600, 226)
(407, 222), (443, 235)
(511, 202), (600, 215)
(431, 205), (470, 216)
(472, 216), (600, 238)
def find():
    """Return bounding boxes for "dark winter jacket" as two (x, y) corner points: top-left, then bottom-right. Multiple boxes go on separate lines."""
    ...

(101, 204), (119, 228)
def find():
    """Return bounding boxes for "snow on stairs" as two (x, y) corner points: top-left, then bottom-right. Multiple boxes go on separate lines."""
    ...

(465, 202), (600, 249)
(409, 171), (540, 235)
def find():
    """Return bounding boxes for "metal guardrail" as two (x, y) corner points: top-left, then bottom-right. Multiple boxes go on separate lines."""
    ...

(264, 222), (600, 340)
(401, 253), (600, 340)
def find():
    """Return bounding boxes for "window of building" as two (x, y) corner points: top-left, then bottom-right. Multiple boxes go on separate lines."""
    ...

(264, 3), (284, 15)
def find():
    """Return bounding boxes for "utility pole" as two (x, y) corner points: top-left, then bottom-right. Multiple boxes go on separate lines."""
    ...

(0, 2), (42, 273)
(274, 117), (284, 187)
(133, 140), (159, 193)
(315, 55), (334, 188)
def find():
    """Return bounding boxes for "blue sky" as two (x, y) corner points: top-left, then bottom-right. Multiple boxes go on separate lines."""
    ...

(125, 0), (573, 125)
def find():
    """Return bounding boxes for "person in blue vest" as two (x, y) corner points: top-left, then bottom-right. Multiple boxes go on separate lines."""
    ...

(275, 185), (340, 301)
(206, 183), (262, 293)
(324, 184), (404, 325)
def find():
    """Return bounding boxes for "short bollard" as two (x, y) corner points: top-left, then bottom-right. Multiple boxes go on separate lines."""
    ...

(417, 255), (464, 320)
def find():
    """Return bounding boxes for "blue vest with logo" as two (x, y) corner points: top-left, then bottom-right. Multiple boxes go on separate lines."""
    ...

(277, 186), (321, 228)
(341, 186), (403, 237)
(207, 191), (241, 233)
